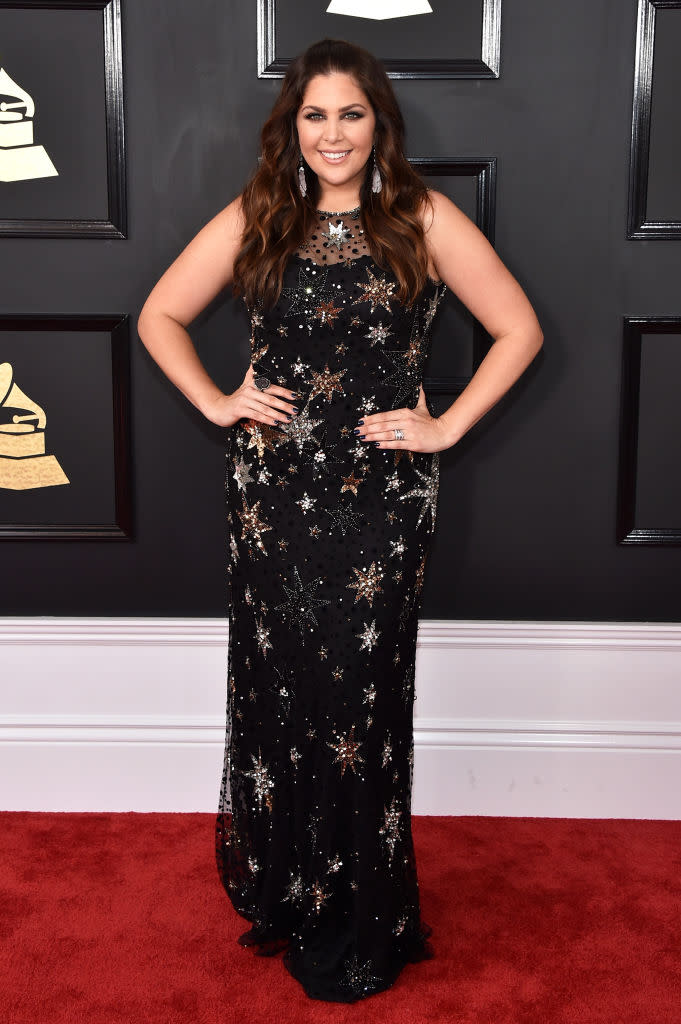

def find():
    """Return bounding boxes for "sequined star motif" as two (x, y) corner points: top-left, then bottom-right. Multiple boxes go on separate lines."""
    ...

(357, 618), (381, 652)
(341, 952), (380, 995)
(321, 219), (348, 249)
(327, 853), (343, 873)
(308, 364), (348, 402)
(340, 470), (363, 496)
(382, 732), (393, 767)
(255, 614), (272, 658)
(295, 491), (318, 515)
(363, 682), (376, 705)
(398, 456), (439, 532)
(237, 494), (273, 557)
(315, 300), (342, 325)
(309, 878), (331, 914)
(347, 561), (384, 607)
(327, 724), (365, 777)
(282, 871), (304, 903)
(242, 747), (275, 813)
(382, 348), (420, 407)
(326, 502), (363, 537)
(365, 322), (392, 346)
(278, 405), (325, 455)
(274, 564), (331, 642)
(232, 456), (255, 492)
(243, 419), (285, 460)
(379, 795), (402, 862)
(282, 264), (329, 318)
(353, 266), (396, 314)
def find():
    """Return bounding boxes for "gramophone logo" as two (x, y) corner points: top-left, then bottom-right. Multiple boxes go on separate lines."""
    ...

(0, 362), (69, 490)
(0, 66), (58, 182)
(326, 0), (433, 18)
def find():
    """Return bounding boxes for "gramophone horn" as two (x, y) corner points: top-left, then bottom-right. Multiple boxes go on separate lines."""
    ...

(0, 362), (47, 429)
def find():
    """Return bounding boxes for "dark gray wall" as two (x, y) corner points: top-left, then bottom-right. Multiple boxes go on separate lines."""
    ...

(2, 0), (680, 620)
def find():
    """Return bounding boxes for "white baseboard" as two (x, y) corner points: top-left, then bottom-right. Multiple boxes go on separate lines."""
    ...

(1, 617), (679, 818)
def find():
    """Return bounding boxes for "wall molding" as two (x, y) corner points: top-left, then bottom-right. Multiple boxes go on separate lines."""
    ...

(1, 617), (679, 818)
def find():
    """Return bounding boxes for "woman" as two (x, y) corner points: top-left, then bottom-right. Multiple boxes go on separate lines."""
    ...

(138, 37), (543, 1003)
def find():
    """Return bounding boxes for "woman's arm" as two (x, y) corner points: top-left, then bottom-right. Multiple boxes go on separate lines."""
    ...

(137, 196), (245, 417)
(137, 196), (298, 428)
(424, 190), (544, 446)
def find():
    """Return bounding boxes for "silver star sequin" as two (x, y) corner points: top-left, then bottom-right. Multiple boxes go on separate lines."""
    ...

(321, 219), (349, 249)
(379, 795), (402, 863)
(398, 456), (440, 532)
(242, 747), (275, 813)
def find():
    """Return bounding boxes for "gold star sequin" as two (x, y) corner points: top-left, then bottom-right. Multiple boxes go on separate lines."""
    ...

(243, 419), (284, 459)
(237, 494), (273, 556)
(340, 470), (363, 496)
(308, 364), (348, 402)
(309, 878), (331, 914)
(347, 561), (384, 607)
(353, 266), (396, 315)
(315, 300), (342, 325)
(327, 724), (365, 777)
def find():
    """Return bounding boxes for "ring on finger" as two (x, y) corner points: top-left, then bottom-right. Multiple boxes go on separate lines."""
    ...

(393, 427), (405, 441)
(254, 375), (271, 392)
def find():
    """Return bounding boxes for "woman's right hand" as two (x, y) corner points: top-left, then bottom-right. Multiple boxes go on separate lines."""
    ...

(202, 363), (299, 429)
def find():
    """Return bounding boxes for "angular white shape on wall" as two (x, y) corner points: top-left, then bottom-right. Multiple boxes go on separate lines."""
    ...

(326, 0), (433, 20)
(0, 66), (58, 183)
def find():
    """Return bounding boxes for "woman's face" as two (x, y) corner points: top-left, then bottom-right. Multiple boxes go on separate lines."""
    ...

(295, 71), (376, 202)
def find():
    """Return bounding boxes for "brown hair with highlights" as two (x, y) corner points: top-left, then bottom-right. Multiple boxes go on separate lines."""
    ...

(231, 38), (433, 310)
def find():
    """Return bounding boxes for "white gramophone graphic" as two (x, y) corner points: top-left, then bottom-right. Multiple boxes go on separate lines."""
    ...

(0, 362), (69, 490)
(0, 66), (58, 182)
(326, 0), (433, 17)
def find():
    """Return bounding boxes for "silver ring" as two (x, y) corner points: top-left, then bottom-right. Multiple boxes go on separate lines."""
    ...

(394, 427), (404, 441)
(254, 375), (271, 392)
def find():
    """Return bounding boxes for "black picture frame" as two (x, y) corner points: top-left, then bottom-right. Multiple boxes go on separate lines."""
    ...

(0, 314), (132, 539)
(257, 0), (502, 80)
(0, 0), (126, 238)
(627, 0), (681, 239)
(617, 316), (681, 544)
(410, 157), (497, 400)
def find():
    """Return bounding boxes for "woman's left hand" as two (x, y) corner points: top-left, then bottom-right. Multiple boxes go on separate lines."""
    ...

(354, 384), (452, 453)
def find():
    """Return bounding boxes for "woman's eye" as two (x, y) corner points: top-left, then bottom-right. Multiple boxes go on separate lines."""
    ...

(303, 111), (363, 120)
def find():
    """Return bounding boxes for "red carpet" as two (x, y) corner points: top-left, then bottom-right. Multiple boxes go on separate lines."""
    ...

(2, 813), (680, 1022)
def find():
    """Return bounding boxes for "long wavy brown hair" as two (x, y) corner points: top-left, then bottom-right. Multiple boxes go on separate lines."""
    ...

(231, 38), (433, 311)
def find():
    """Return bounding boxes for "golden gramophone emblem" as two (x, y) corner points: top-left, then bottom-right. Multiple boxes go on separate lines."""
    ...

(0, 65), (58, 182)
(0, 362), (69, 490)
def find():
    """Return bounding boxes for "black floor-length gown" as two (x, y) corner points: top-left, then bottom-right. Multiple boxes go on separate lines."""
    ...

(215, 206), (445, 1002)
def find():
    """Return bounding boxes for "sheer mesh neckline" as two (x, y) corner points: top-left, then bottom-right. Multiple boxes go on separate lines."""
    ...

(296, 208), (369, 267)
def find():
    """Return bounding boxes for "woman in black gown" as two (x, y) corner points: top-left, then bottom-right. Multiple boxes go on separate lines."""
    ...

(138, 38), (543, 1003)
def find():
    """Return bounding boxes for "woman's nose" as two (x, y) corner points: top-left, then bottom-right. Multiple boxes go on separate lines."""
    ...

(322, 121), (342, 142)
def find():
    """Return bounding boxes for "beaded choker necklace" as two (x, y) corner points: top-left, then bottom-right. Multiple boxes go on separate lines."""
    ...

(316, 206), (361, 218)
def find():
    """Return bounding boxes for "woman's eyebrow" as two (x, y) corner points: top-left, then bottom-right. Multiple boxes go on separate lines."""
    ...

(300, 103), (367, 113)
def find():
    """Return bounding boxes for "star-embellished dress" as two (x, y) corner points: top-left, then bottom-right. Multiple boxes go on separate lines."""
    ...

(216, 206), (445, 1003)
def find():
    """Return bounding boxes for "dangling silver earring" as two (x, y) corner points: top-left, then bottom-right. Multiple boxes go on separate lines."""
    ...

(371, 144), (382, 194)
(298, 152), (307, 198)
